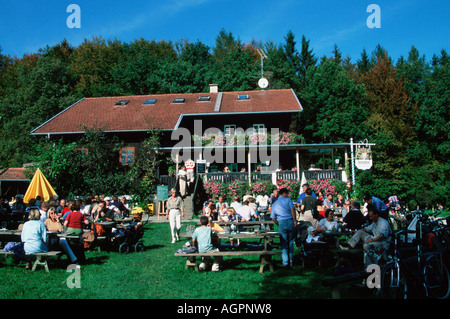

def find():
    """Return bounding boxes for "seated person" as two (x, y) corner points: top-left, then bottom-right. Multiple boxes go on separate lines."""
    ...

(341, 204), (392, 266)
(343, 201), (366, 231)
(236, 201), (258, 222)
(306, 209), (338, 244)
(63, 202), (89, 235)
(316, 199), (326, 219)
(44, 207), (79, 264)
(203, 201), (218, 221)
(21, 208), (48, 255)
(218, 203), (229, 221)
(192, 216), (222, 272)
(317, 209), (339, 232)
(96, 201), (115, 222)
(226, 207), (243, 234)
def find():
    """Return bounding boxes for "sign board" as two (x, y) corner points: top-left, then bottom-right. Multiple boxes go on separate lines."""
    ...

(157, 185), (168, 202)
(197, 159), (206, 174)
(355, 143), (373, 170)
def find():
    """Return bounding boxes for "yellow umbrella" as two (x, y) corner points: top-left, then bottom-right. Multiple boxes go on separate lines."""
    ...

(23, 168), (57, 203)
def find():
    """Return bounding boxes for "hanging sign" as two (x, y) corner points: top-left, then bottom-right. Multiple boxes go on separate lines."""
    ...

(355, 140), (373, 170)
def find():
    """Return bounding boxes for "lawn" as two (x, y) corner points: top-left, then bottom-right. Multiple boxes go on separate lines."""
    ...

(0, 220), (373, 300)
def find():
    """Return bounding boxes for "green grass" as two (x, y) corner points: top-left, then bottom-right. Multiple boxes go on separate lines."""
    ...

(0, 222), (373, 299)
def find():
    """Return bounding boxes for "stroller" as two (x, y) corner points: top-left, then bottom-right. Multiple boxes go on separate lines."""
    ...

(296, 221), (330, 267)
(111, 217), (148, 254)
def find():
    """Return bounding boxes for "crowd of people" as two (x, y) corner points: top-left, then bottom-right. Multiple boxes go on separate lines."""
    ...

(0, 194), (132, 269)
(188, 183), (393, 270)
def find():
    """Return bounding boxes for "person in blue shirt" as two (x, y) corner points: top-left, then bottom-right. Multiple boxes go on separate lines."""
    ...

(363, 195), (388, 220)
(270, 188), (297, 268)
(21, 208), (48, 269)
(192, 215), (221, 272)
(295, 184), (317, 208)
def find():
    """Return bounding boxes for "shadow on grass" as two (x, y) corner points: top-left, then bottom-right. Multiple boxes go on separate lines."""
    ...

(144, 244), (165, 251)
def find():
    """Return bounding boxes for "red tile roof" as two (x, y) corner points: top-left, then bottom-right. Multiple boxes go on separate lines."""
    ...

(0, 168), (29, 181)
(31, 89), (302, 135)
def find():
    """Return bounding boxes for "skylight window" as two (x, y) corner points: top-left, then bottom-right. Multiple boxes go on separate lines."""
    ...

(173, 98), (185, 104)
(237, 95), (249, 100)
(143, 99), (157, 105)
(114, 100), (130, 106)
(198, 96), (211, 102)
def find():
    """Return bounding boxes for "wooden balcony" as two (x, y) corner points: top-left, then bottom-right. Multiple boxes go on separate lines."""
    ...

(204, 169), (344, 184)
(159, 169), (345, 188)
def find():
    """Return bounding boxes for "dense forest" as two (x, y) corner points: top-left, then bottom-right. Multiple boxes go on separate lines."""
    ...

(0, 29), (448, 208)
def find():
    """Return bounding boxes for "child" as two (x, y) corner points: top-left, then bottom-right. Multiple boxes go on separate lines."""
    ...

(192, 216), (222, 272)
(219, 203), (228, 221)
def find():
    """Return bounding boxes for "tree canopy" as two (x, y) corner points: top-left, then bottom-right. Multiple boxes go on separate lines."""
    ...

(0, 31), (448, 208)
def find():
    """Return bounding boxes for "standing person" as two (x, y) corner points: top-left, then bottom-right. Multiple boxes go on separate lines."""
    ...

(363, 194), (389, 221)
(166, 188), (184, 243)
(178, 166), (188, 198)
(300, 188), (318, 220)
(270, 188), (297, 268)
(295, 183), (317, 206)
(343, 201), (366, 231)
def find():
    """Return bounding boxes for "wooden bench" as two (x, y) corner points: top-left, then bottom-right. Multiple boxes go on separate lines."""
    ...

(175, 250), (282, 274)
(0, 250), (63, 272)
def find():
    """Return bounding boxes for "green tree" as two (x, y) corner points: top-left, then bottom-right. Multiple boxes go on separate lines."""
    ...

(26, 140), (86, 197)
(298, 35), (317, 89)
(299, 58), (369, 143)
(70, 36), (125, 97)
(357, 52), (418, 199)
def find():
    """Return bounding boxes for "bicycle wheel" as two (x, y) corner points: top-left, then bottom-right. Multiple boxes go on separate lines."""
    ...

(380, 262), (408, 299)
(423, 255), (450, 299)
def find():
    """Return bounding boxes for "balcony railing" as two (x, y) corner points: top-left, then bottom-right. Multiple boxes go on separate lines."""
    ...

(158, 170), (344, 187)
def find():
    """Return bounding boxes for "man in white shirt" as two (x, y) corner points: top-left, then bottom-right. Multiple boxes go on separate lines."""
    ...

(343, 204), (392, 266)
(237, 201), (258, 221)
(104, 197), (120, 217)
(255, 193), (269, 213)
(230, 196), (242, 210)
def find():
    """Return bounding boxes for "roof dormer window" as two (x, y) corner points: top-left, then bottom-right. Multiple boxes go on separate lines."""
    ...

(114, 100), (130, 106)
(172, 98), (185, 104)
(143, 99), (157, 105)
(198, 96), (211, 102)
(237, 95), (249, 100)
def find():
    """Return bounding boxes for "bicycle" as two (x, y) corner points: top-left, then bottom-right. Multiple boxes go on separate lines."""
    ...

(380, 210), (450, 299)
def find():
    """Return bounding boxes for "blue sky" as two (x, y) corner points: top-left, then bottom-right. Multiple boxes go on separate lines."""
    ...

(0, 0), (448, 63)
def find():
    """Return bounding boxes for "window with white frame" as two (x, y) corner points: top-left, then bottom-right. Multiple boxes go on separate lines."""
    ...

(253, 124), (266, 134)
(224, 125), (236, 136)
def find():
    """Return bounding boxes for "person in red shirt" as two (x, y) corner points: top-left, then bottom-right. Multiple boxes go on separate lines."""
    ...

(64, 202), (89, 235)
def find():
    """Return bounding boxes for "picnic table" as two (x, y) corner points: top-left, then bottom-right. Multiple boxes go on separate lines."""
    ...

(176, 230), (282, 273)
